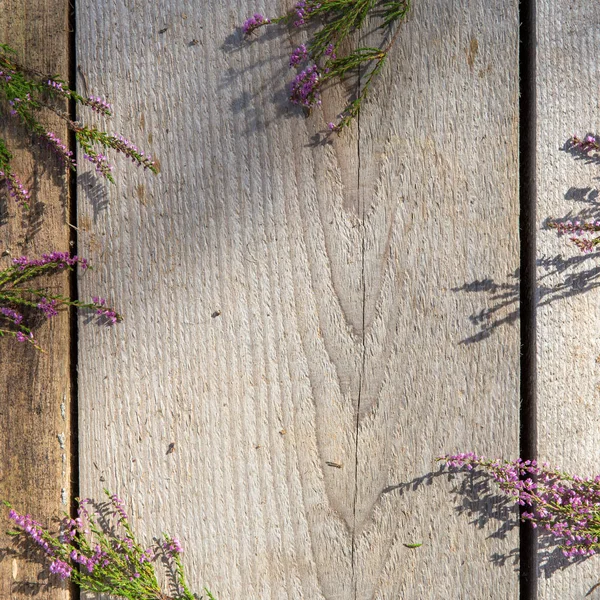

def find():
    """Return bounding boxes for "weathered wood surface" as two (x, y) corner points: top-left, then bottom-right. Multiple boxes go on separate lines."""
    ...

(0, 2), (72, 599)
(537, 2), (600, 597)
(77, 1), (519, 598)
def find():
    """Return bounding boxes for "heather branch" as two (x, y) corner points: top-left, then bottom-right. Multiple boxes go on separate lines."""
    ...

(0, 251), (121, 350)
(241, 0), (411, 132)
(3, 492), (212, 600)
(0, 43), (157, 207)
(439, 453), (600, 558)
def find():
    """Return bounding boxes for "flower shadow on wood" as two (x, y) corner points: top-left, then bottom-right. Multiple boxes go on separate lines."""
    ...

(0, 535), (58, 596)
(454, 184), (600, 344)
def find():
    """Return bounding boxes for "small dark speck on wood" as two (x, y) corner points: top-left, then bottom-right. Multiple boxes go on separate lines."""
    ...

(167, 443), (175, 454)
(211, 310), (221, 318)
(158, 26), (169, 34)
(326, 461), (342, 469)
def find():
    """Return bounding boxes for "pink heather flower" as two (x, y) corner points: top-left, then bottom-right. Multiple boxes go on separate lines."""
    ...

(13, 251), (88, 271)
(164, 536), (184, 556)
(0, 170), (31, 206)
(324, 43), (336, 58)
(45, 131), (76, 168)
(37, 298), (59, 319)
(15, 331), (34, 343)
(8, 509), (54, 556)
(293, 1), (321, 27)
(290, 64), (322, 108)
(109, 134), (155, 171)
(91, 297), (120, 325)
(49, 559), (72, 580)
(139, 547), (155, 563)
(290, 44), (308, 67)
(548, 220), (600, 253)
(571, 237), (596, 253)
(46, 79), (66, 94)
(86, 95), (112, 114)
(83, 152), (114, 178)
(242, 13), (271, 35)
(570, 134), (600, 152)
(0, 307), (23, 325)
(110, 494), (128, 520)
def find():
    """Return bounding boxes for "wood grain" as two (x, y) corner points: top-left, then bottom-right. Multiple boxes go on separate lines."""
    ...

(537, 2), (600, 597)
(0, 2), (72, 599)
(76, 1), (519, 598)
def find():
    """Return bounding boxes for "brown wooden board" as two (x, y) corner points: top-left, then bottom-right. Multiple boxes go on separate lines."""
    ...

(76, 1), (519, 598)
(0, 1), (72, 599)
(537, 1), (600, 597)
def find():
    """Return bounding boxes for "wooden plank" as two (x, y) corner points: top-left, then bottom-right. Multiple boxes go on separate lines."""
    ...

(537, 2), (600, 597)
(77, 1), (519, 598)
(353, 1), (520, 597)
(0, 2), (72, 599)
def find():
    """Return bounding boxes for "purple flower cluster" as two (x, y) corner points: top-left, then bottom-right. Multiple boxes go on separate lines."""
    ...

(4, 491), (197, 597)
(290, 64), (322, 108)
(13, 251), (89, 271)
(139, 547), (155, 563)
(8, 509), (54, 556)
(45, 131), (76, 168)
(49, 559), (73, 579)
(441, 453), (600, 557)
(111, 134), (155, 170)
(83, 151), (114, 178)
(110, 493), (129, 520)
(46, 79), (67, 95)
(0, 306), (23, 325)
(164, 536), (184, 556)
(86, 95), (112, 115)
(548, 219), (600, 254)
(15, 331), (35, 343)
(570, 134), (600, 152)
(242, 13), (271, 35)
(37, 297), (59, 319)
(0, 170), (31, 205)
(92, 297), (120, 325)
(290, 44), (309, 68)
(293, 1), (321, 27)
(70, 547), (105, 573)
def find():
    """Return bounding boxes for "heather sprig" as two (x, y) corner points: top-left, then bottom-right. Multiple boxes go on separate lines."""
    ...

(547, 134), (600, 253)
(0, 43), (157, 207)
(439, 453), (600, 558)
(0, 251), (120, 349)
(3, 491), (211, 600)
(547, 218), (600, 254)
(241, 1), (411, 132)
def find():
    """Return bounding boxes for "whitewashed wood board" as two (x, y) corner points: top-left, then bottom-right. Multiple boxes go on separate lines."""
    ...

(76, 0), (520, 598)
(537, 2), (600, 598)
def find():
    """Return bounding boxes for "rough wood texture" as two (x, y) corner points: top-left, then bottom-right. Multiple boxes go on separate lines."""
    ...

(77, 1), (519, 598)
(537, 2), (600, 597)
(0, 2), (72, 599)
